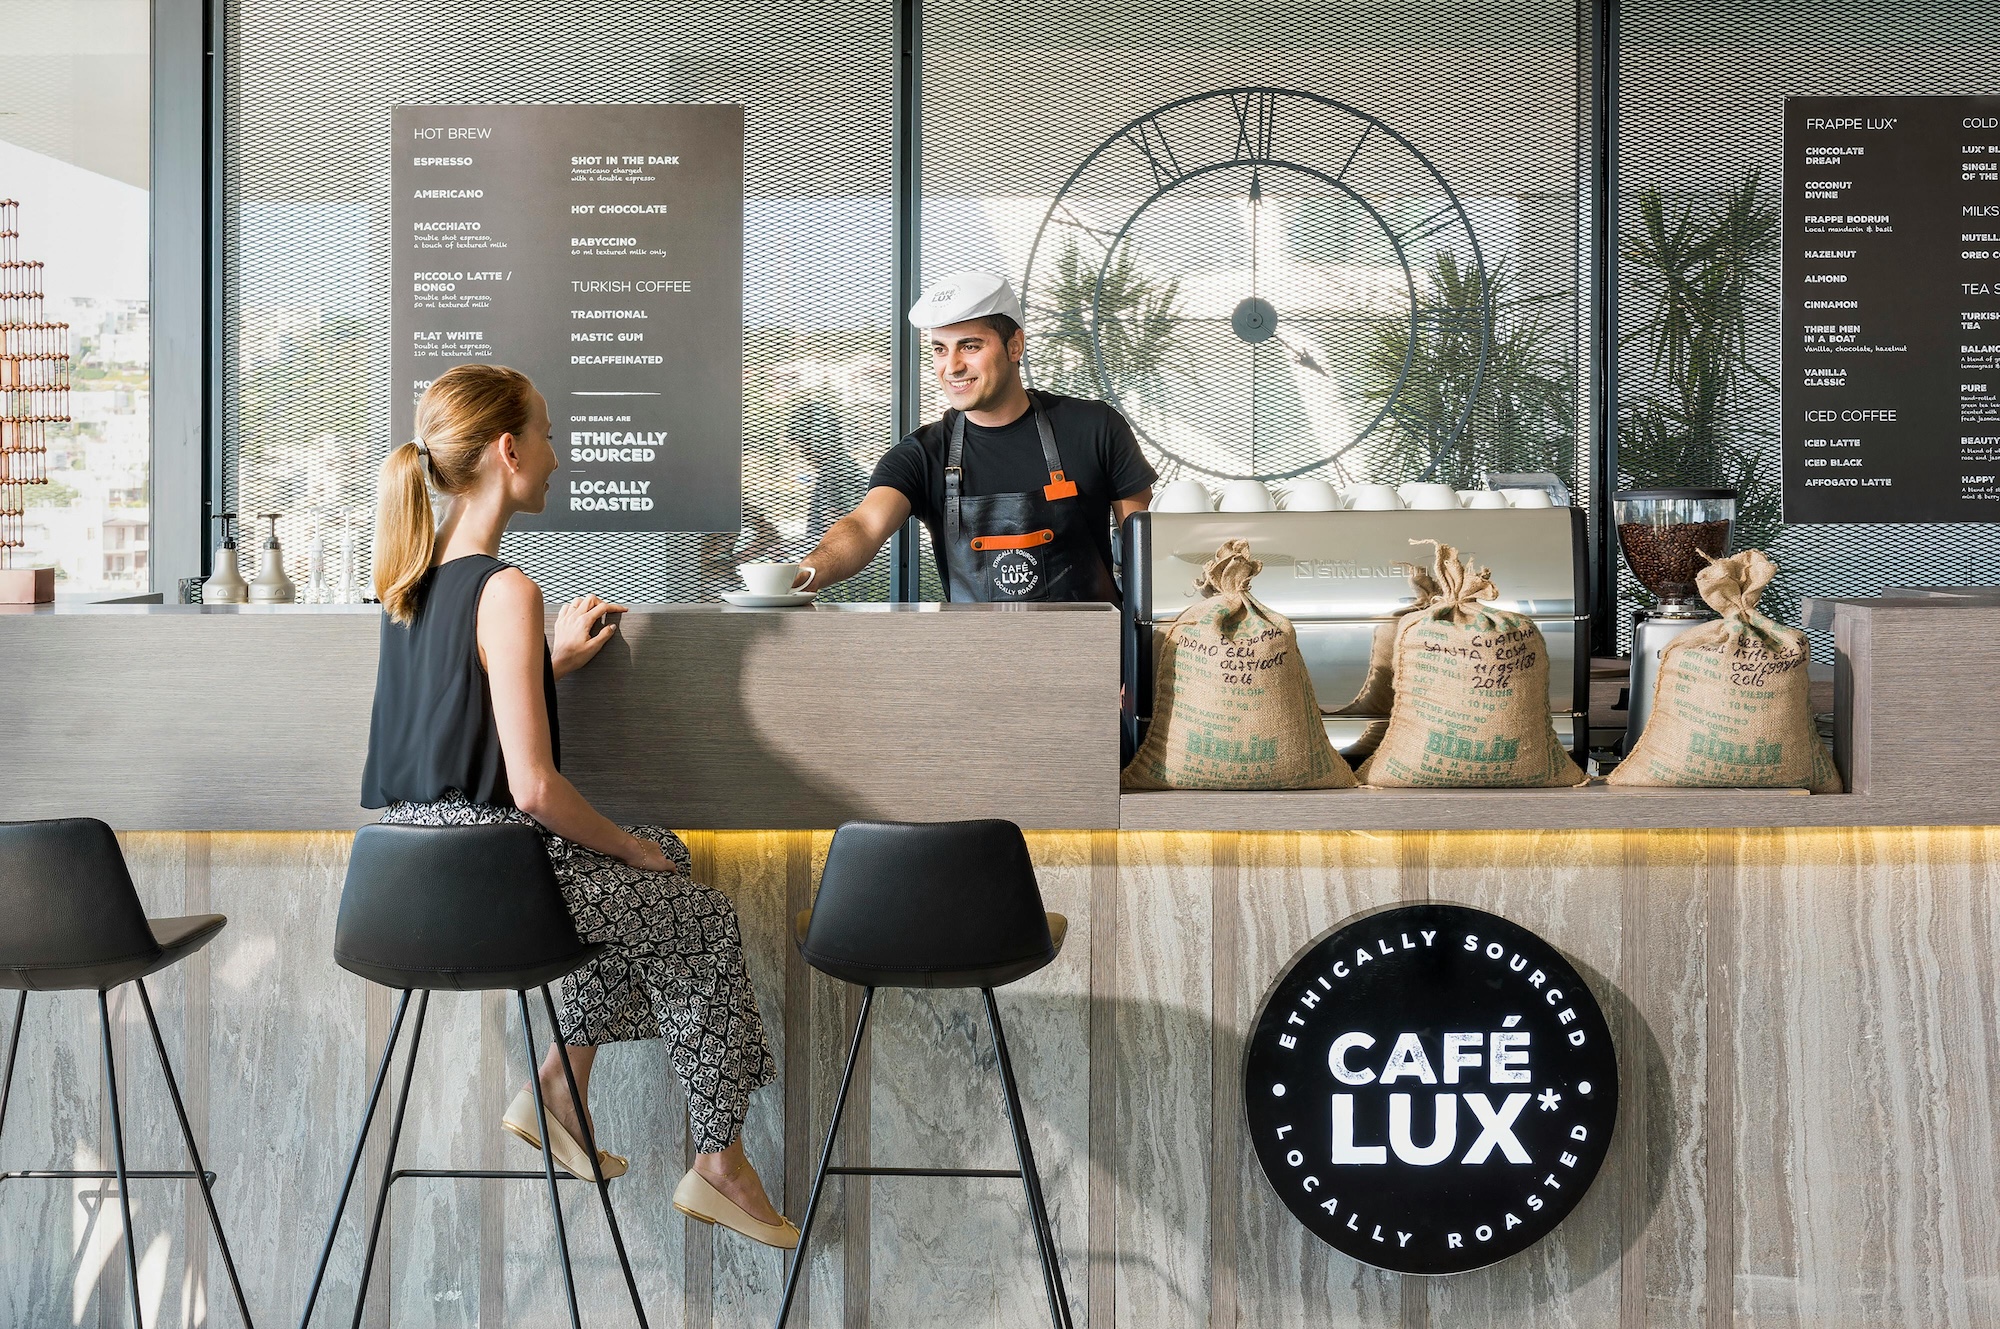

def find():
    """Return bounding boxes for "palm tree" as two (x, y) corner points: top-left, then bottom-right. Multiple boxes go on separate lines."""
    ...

(1359, 252), (1576, 491)
(1028, 236), (1185, 404)
(1616, 168), (1783, 560)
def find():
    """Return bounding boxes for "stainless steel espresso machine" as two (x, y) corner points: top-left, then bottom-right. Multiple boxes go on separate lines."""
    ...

(1613, 487), (1736, 753)
(1120, 507), (1590, 761)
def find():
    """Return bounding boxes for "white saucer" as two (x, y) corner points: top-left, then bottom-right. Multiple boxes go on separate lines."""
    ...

(720, 590), (818, 608)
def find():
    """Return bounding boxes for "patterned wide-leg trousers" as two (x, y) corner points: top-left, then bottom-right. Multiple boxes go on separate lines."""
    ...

(381, 791), (777, 1153)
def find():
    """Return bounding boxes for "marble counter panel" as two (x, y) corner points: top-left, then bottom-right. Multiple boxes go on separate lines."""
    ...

(5, 826), (1996, 1326)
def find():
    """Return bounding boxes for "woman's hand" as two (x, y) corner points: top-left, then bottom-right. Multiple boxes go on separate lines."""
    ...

(551, 594), (627, 679)
(624, 834), (671, 873)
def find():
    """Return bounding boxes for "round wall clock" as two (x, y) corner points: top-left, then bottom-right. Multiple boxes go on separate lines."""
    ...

(1022, 88), (1490, 484)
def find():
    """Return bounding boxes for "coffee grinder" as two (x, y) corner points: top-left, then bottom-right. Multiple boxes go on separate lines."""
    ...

(1615, 487), (1736, 753)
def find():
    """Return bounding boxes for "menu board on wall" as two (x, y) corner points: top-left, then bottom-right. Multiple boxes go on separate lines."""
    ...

(391, 105), (743, 532)
(1784, 95), (2000, 524)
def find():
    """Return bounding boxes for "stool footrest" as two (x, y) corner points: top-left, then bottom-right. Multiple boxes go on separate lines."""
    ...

(824, 1165), (1022, 1179)
(389, 1167), (599, 1185)
(3, 1168), (216, 1183)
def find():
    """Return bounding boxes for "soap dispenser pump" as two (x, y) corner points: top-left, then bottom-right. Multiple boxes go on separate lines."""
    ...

(203, 513), (249, 604)
(247, 513), (297, 604)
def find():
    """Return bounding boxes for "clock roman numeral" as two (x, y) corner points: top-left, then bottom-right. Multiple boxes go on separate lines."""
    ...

(1396, 202), (1462, 249)
(1123, 116), (1184, 191)
(1335, 123), (1374, 184)
(1231, 90), (1277, 162)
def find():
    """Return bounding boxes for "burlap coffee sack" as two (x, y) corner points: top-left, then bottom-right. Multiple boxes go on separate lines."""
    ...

(1356, 540), (1584, 788)
(1608, 549), (1842, 792)
(1123, 540), (1356, 791)
(1330, 563), (1442, 759)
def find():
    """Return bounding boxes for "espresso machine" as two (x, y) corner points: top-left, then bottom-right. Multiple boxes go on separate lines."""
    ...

(1615, 487), (1736, 753)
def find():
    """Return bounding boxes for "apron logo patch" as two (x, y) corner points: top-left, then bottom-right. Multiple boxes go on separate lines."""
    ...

(990, 548), (1042, 597)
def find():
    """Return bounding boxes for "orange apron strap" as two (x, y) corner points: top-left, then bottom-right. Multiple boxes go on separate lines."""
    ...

(1043, 470), (1079, 501)
(970, 529), (1056, 552)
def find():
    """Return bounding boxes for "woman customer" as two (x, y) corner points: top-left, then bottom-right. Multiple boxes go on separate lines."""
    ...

(359, 363), (796, 1249)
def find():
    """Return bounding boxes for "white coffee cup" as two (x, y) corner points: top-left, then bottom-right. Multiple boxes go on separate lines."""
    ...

(1218, 479), (1277, 512)
(1398, 481), (1461, 510)
(1461, 489), (1511, 509)
(1344, 483), (1403, 510)
(1153, 479), (1215, 513)
(1283, 478), (1344, 512)
(1499, 487), (1554, 509)
(739, 561), (813, 596)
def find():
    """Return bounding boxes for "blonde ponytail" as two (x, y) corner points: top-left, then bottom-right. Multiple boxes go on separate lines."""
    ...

(372, 364), (534, 624)
(372, 441), (437, 623)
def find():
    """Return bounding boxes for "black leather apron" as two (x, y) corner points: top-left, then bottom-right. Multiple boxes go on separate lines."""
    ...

(943, 396), (1120, 603)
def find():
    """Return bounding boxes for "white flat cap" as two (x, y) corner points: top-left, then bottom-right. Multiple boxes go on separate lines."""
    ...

(908, 271), (1024, 329)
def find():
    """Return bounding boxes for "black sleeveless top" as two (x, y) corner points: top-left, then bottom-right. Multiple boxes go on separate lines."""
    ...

(360, 555), (560, 809)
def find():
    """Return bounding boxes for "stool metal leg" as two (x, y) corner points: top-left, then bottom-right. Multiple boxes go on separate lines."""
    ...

(983, 988), (1075, 1329)
(516, 989), (585, 1329)
(296, 988), (412, 1329)
(347, 989), (430, 1329)
(134, 979), (254, 1329)
(99, 988), (147, 1329)
(537, 983), (651, 1329)
(774, 984), (875, 1329)
(0, 990), (24, 1148)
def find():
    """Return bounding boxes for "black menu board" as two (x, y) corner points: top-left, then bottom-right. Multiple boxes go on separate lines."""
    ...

(1783, 96), (2000, 524)
(391, 105), (743, 532)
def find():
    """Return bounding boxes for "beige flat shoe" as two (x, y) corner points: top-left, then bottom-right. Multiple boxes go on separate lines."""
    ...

(501, 1088), (628, 1181)
(673, 1167), (800, 1249)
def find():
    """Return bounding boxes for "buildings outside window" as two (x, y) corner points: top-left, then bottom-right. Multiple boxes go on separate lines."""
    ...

(2, 0), (151, 596)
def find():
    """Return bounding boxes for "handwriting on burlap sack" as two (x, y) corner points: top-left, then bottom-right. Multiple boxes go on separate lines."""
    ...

(1419, 626), (1539, 691)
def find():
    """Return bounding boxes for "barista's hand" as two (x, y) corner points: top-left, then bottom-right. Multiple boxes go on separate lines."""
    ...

(551, 594), (627, 678)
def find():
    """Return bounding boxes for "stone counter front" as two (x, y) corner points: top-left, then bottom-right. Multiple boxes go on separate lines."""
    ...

(4, 597), (1999, 834)
(2, 825), (1995, 1327)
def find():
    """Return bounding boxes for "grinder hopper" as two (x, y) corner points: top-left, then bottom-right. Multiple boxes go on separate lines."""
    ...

(1614, 488), (1736, 753)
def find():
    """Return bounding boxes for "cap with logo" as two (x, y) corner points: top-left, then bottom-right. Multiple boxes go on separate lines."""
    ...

(907, 271), (1025, 330)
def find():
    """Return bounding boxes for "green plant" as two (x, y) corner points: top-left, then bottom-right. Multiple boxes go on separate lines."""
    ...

(1360, 252), (1576, 490)
(1030, 236), (1186, 403)
(1616, 169), (1783, 561)
(25, 478), (80, 507)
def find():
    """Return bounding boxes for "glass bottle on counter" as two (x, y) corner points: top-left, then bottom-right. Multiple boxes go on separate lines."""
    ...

(305, 514), (328, 605)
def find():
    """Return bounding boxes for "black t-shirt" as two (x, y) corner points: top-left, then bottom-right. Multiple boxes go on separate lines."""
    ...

(868, 391), (1157, 590)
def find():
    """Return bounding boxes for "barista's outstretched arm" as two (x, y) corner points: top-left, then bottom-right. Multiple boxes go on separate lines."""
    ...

(797, 486), (913, 589)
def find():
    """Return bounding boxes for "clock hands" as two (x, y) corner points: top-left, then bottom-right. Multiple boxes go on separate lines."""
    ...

(1232, 170), (1279, 345)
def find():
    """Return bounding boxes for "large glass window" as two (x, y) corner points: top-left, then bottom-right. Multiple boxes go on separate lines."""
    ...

(0, 0), (151, 596)
(921, 0), (1591, 547)
(1618, 0), (2000, 649)
(224, 0), (897, 603)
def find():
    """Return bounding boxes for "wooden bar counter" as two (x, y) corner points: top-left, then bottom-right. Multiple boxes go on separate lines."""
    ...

(1, 598), (1996, 1327)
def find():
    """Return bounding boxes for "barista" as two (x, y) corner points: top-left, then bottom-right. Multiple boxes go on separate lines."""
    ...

(797, 272), (1156, 602)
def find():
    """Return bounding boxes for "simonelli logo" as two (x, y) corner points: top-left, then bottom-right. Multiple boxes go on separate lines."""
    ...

(1287, 552), (1483, 582)
(1289, 558), (1407, 580)
(1244, 903), (1617, 1275)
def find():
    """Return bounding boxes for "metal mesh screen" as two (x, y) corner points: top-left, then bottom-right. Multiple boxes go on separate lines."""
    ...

(1618, 1), (2000, 653)
(224, 0), (897, 603)
(919, 0), (1591, 522)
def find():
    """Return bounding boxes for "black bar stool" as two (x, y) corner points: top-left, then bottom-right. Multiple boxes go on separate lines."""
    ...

(297, 823), (649, 1329)
(0, 817), (253, 1329)
(776, 819), (1075, 1329)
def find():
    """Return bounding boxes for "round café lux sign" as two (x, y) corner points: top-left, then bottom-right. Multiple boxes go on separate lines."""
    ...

(1245, 903), (1618, 1275)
